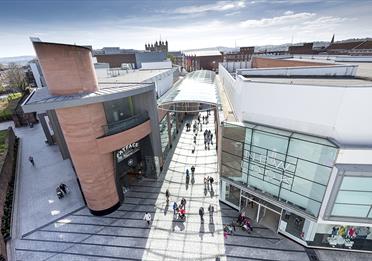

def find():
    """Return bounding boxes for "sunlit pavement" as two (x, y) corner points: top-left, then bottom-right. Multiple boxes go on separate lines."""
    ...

(142, 111), (225, 260)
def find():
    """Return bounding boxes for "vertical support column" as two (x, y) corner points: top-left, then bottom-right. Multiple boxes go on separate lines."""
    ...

(38, 113), (53, 145)
(167, 112), (172, 148)
(47, 110), (71, 160)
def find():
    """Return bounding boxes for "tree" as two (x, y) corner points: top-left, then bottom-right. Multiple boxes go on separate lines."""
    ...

(5, 63), (27, 93)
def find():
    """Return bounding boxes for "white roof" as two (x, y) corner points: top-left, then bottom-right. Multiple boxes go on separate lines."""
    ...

(158, 70), (220, 106)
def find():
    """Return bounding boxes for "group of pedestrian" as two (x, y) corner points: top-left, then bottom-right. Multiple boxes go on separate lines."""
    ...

(237, 211), (253, 232)
(198, 204), (215, 223)
(204, 176), (214, 190)
(203, 129), (213, 150)
(173, 197), (187, 221)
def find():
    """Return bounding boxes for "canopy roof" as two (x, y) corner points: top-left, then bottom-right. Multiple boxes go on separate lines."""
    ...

(158, 70), (220, 108)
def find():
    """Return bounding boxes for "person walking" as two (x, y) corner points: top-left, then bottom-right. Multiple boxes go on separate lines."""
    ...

(143, 212), (152, 226)
(180, 197), (186, 209)
(199, 207), (205, 222)
(173, 202), (178, 214)
(210, 133), (213, 145)
(209, 176), (214, 189)
(208, 204), (214, 223)
(165, 189), (170, 203)
(186, 168), (189, 177)
(28, 156), (35, 166)
(191, 165), (195, 175)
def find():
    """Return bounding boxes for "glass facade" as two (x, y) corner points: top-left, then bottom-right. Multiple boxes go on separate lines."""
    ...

(159, 115), (170, 159)
(331, 175), (372, 219)
(221, 122), (338, 217)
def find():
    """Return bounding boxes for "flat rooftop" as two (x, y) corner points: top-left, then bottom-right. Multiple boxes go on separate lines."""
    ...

(22, 82), (154, 113)
(241, 76), (372, 87)
(96, 68), (173, 83)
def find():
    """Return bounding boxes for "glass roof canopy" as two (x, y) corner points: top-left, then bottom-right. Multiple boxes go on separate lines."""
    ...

(158, 70), (221, 112)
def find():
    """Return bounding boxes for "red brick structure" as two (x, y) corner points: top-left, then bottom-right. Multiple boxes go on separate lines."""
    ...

(288, 43), (318, 54)
(95, 53), (136, 68)
(251, 57), (328, 69)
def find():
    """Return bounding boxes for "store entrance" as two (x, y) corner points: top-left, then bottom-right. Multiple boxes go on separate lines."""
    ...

(240, 193), (282, 232)
(114, 136), (156, 202)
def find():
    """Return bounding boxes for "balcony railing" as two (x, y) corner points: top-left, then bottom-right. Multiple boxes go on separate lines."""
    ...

(102, 112), (149, 136)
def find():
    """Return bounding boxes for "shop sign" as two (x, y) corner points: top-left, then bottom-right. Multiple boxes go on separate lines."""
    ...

(116, 142), (140, 163)
(248, 151), (294, 186)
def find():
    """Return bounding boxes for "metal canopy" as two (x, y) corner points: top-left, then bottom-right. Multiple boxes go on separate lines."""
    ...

(158, 70), (220, 110)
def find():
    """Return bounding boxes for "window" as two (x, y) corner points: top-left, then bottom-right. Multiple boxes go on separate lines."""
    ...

(331, 176), (372, 219)
(222, 122), (338, 217)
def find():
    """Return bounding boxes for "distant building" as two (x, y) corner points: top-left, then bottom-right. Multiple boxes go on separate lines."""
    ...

(223, 47), (255, 62)
(288, 43), (318, 54)
(93, 47), (166, 69)
(145, 41), (168, 53)
(168, 51), (184, 67)
(183, 50), (223, 72)
(327, 39), (372, 55)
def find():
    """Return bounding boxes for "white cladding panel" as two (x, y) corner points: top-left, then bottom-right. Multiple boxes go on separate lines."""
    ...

(219, 64), (372, 146)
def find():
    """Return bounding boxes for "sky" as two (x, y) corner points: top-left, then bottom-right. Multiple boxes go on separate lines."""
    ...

(1, 0), (372, 57)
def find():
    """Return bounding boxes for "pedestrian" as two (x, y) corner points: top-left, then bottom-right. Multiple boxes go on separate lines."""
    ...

(199, 207), (204, 222)
(210, 133), (213, 145)
(204, 177), (207, 187)
(28, 156), (35, 166)
(143, 212), (152, 226)
(173, 202), (178, 214)
(193, 135), (197, 144)
(209, 176), (214, 189)
(208, 204), (214, 214)
(191, 165), (195, 175)
(181, 197), (186, 208)
(166, 189), (170, 202)
(59, 183), (68, 195)
(206, 176), (210, 190)
(186, 168), (189, 176)
(204, 139), (207, 150)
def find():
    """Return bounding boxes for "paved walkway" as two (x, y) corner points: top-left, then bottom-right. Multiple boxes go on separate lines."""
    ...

(142, 111), (224, 260)
(13, 123), (84, 237)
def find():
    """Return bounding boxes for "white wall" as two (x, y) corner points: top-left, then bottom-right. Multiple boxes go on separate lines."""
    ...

(219, 64), (372, 146)
(238, 65), (357, 77)
(30, 62), (43, 88)
(222, 61), (251, 72)
(143, 68), (176, 98)
(141, 61), (172, 70)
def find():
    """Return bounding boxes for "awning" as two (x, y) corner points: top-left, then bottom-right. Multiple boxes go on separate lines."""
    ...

(158, 70), (220, 110)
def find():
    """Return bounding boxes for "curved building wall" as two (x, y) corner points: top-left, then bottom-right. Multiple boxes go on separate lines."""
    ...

(56, 103), (120, 214)
(33, 42), (98, 95)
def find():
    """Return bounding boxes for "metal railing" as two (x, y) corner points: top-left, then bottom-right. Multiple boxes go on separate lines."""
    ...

(103, 111), (149, 136)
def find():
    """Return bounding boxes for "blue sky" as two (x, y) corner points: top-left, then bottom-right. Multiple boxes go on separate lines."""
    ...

(1, 0), (372, 57)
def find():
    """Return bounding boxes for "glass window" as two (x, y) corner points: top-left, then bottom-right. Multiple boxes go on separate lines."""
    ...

(332, 204), (370, 218)
(340, 176), (372, 191)
(295, 159), (332, 185)
(335, 191), (372, 205)
(331, 176), (372, 219)
(252, 130), (289, 154)
(288, 139), (337, 167)
(225, 183), (240, 207)
(222, 122), (338, 218)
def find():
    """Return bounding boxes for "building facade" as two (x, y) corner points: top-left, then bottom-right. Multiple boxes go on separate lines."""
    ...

(23, 40), (168, 216)
(145, 41), (168, 53)
(218, 57), (372, 252)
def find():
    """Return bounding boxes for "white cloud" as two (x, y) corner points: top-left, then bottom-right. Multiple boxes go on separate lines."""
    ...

(284, 10), (294, 15)
(174, 0), (246, 14)
(240, 11), (316, 28)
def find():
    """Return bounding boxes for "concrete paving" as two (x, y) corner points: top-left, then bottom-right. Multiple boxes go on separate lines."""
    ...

(13, 123), (85, 237)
